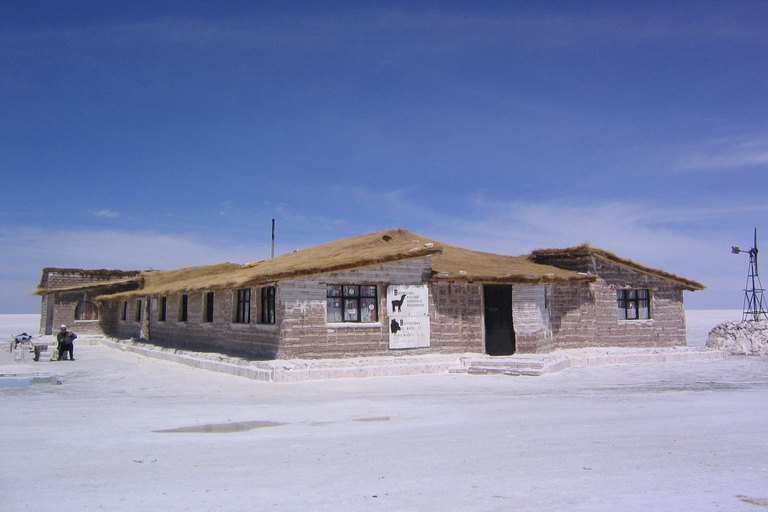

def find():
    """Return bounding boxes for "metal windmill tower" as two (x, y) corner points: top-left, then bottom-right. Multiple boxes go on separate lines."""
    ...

(732, 228), (768, 321)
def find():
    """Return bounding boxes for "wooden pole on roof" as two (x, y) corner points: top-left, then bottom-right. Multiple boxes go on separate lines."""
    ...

(271, 219), (275, 259)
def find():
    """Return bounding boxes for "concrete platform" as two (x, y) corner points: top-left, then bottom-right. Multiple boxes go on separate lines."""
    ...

(100, 337), (727, 382)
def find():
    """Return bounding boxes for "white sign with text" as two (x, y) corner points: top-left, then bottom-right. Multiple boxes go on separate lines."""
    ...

(387, 285), (430, 349)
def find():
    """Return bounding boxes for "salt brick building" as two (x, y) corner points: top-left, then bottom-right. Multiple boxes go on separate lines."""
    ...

(37, 268), (142, 335)
(35, 229), (704, 359)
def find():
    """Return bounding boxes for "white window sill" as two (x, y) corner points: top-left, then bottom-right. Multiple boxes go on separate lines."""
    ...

(618, 319), (654, 325)
(327, 322), (382, 329)
(230, 323), (277, 331)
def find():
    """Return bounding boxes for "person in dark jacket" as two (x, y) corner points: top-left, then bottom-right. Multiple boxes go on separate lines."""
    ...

(56, 325), (76, 361)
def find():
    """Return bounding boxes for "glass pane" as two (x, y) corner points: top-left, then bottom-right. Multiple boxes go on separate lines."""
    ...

(626, 303), (638, 319)
(343, 285), (358, 297)
(344, 298), (358, 321)
(627, 290), (637, 299)
(76, 301), (99, 320)
(637, 289), (649, 299)
(360, 285), (377, 297)
(327, 298), (342, 322)
(327, 285), (342, 297)
(617, 306), (627, 320)
(360, 298), (377, 322)
(639, 305), (650, 319)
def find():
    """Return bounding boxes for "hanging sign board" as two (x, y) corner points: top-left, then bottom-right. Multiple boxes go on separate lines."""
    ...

(387, 285), (430, 349)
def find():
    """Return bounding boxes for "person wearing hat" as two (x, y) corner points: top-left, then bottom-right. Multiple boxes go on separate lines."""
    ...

(56, 325), (77, 361)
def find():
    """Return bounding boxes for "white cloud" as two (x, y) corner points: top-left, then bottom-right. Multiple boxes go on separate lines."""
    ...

(677, 137), (768, 172)
(417, 196), (754, 310)
(0, 227), (275, 311)
(93, 209), (119, 218)
(1, 227), (276, 272)
(1, 194), (754, 312)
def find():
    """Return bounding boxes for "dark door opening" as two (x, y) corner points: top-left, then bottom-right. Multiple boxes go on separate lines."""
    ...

(484, 285), (515, 356)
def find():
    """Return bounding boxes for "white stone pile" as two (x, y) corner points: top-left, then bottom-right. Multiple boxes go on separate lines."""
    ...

(706, 320), (768, 356)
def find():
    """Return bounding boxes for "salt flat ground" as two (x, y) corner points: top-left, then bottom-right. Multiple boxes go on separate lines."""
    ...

(2, 311), (767, 512)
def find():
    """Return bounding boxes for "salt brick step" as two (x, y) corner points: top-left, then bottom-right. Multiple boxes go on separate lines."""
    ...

(465, 366), (545, 377)
(463, 359), (549, 376)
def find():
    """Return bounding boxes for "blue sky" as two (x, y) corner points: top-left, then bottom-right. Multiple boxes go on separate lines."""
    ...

(1, 1), (766, 313)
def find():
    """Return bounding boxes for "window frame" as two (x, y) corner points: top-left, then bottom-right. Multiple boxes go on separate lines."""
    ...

(260, 286), (276, 325)
(159, 296), (167, 322)
(135, 299), (142, 323)
(617, 288), (651, 320)
(326, 284), (378, 323)
(179, 294), (188, 323)
(204, 291), (215, 323)
(121, 301), (128, 321)
(235, 288), (251, 324)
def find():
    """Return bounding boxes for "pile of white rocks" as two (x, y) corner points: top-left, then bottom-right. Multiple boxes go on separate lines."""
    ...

(706, 320), (768, 356)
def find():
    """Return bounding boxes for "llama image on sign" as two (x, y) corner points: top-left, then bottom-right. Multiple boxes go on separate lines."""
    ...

(387, 285), (430, 349)
(391, 294), (407, 312)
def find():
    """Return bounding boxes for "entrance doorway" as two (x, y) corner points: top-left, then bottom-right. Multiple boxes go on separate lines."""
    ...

(484, 285), (515, 355)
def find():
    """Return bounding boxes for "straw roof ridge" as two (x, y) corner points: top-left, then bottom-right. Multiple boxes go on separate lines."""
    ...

(428, 240), (595, 284)
(209, 228), (443, 290)
(50, 229), (601, 298)
(32, 230), (705, 298)
(95, 230), (443, 299)
(530, 244), (705, 291)
(97, 263), (244, 299)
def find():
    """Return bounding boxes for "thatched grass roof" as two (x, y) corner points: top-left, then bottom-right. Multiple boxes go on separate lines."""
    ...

(97, 230), (442, 299)
(95, 263), (245, 300)
(429, 241), (594, 284)
(530, 245), (706, 291)
(91, 229), (593, 299)
(38, 229), (702, 300)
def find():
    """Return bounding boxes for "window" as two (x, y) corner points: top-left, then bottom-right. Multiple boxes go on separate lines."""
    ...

(179, 294), (188, 322)
(121, 301), (128, 321)
(235, 288), (251, 324)
(135, 299), (142, 322)
(75, 301), (98, 320)
(327, 284), (378, 323)
(261, 286), (276, 324)
(204, 291), (215, 323)
(617, 289), (650, 320)
(159, 296), (167, 322)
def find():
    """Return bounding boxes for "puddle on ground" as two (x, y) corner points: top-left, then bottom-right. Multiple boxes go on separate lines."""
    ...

(153, 421), (283, 433)
(0, 375), (62, 388)
(155, 416), (393, 433)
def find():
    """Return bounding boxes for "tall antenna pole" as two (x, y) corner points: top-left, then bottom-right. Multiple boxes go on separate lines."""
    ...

(732, 228), (768, 321)
(271, 219), (275, 259)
